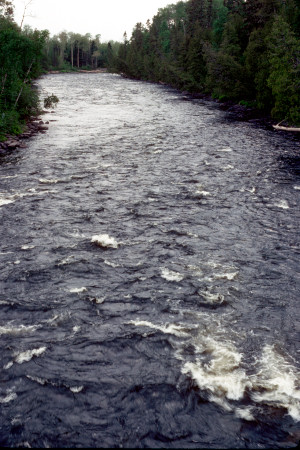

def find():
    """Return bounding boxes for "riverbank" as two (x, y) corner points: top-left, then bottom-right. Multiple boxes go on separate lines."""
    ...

(0, 115), (51, 155)
(48, 68), (108, 74)
(1, 71), (298, 156)
(172, 88), (300, 139)
(216, 99), (300, 139)
(0, 69), (110, 154)
(120, 73), (300, 138)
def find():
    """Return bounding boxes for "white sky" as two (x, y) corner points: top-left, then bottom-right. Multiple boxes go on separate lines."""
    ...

(13, 0), (176, 42)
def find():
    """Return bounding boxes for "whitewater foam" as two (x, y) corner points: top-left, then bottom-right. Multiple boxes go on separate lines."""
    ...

(274, 200), (290, 210)
(131, 320), (191, 338)
(251, 345), (300, 421)
(70, 386), (84, 393)
(58, 255), (75, 266)
(21, 244), (35, 250)
(104, 259), (120, 268)
(0, 323), (39, 335)
(0, 196), (14, 207)
(132, 313), (300, 422)
(161, 268), (184, 282)
(14, 347), (47, 364)
(69, 287), (87, 294)
(0, 300), (11, 305)
(214, 271), (238, 281)
(86, 296), (105, 304)
(183, 338), (300, 421)
(219, 147), (233, 152)
(183, 337), (249, 404)
(195, 184), (210, 197)
(91, 234), (119, 249)
(27, 375), (84, 394)
(235, 407), (255, 421)
(39, 178), (59, 184)
(0, 390), (17, 404)
(199, 289), (225, 304)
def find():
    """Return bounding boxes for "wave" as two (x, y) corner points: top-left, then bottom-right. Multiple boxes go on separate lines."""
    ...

(91, 234), (119, 249)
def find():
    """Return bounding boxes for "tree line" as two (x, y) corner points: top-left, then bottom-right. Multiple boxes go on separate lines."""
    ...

(116, 0), (300, 126)
(1, 0), (299, 140)
(0, 1), (119, 139)
(0, 0), (48, 138)
(44, 31), (119, 71)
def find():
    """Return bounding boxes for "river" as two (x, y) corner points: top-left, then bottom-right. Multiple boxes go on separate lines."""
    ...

(0, 73), (299, 448)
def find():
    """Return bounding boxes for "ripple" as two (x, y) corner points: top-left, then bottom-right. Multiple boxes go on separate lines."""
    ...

(0, 72), (299, 448)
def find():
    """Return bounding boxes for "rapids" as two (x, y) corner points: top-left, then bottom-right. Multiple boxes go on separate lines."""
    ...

(0, 73), (299, 448)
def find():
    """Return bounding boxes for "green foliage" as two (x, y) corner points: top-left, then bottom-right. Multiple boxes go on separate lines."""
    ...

(43, 32), (120, 71)
(0, 8), (47, 136)
(117, 0), (300, 125)
(266, 15), (300, 125)
(18, 83), (40, 116)
(239, 99), (257, 108)
(206, 50), (247, 100)
(212, 0), (228, 47)
(0, 110), (22, 140)
(2, 0), (299, 130)
(44, 94), (59, 109)
(244, 27), (273, 110)
(282, 0), (300, 37)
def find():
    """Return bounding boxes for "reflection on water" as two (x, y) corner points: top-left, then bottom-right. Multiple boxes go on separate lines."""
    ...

(0, 73), (299, 448)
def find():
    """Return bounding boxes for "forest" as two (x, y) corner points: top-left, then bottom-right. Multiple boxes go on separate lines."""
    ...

(0, 0), (47, 138)
(116, 0), (300, 127)
(0, 0), (300, 139)
(44, 32), (119, 72)
(0, 0), (119, 139)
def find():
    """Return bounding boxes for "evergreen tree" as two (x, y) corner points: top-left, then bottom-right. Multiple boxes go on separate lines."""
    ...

(118, 0), (300, 124)
(267, 15), (300, 124)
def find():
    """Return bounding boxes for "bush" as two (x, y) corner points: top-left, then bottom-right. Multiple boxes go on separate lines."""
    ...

(18, 83), (40, 117)
(0, 110), (22, 139)
(43, 94), (59, 109)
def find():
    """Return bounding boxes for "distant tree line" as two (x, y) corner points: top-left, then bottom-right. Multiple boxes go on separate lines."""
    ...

(116, 0), (300, 125)
(43, 32), (120, 71)
(1, 0), (299, 139)
(0, 0), (120, 139)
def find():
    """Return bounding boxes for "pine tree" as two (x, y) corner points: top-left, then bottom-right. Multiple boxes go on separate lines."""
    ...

(267, 15), (300, 124)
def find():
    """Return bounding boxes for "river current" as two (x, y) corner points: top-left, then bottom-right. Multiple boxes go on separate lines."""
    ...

(0, 73), (299, 448)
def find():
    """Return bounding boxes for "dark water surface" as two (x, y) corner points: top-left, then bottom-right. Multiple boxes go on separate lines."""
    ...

(0, 73), (299, 448)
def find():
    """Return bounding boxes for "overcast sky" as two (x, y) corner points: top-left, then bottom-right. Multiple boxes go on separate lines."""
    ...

(13, 0), (176, 42)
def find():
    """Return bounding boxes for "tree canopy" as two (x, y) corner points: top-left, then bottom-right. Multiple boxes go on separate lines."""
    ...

(43, 31), (120, 71)
(0, 4), (48, 138)
(0, 2), (119, 139)
(1, 0), (299, 137)
(116, 0), (300, 125)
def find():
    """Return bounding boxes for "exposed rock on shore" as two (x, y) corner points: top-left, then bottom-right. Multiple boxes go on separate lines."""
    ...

(0, 115), (51, 154)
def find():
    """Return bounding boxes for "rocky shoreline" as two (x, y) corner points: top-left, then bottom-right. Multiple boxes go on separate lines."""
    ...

(123, 74), (290, 135)
(48, 68), (108, 74)
(0, 114), (53, 155)
(181, 90), (300, 140)
(180, 90), (274, 129)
